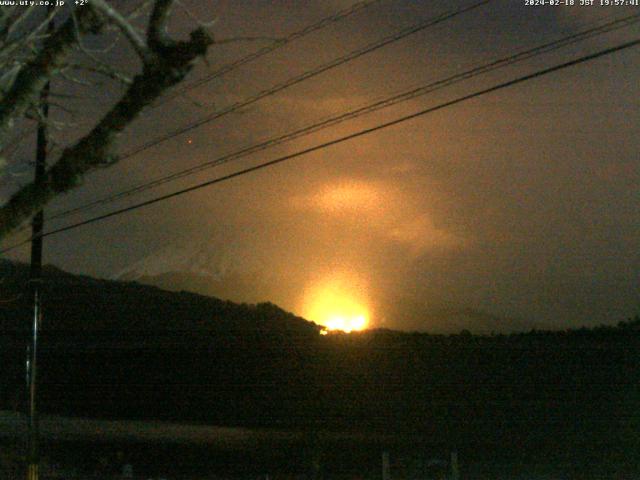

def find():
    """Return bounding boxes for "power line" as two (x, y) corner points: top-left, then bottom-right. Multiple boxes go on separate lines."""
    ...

(13, 0), (494, 234)
(120, 0), (492, 160)
(45, 0), (491, 221)
(2, 36), (637, 255)
(46, 12), (640, 222)
(156, 0), (385, 107)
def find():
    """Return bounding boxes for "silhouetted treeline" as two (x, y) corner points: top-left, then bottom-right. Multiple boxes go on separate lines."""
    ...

(1, 259), (639, 469)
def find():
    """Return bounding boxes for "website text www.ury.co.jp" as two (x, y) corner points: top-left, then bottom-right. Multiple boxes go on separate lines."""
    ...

(0, 0), (68, 7)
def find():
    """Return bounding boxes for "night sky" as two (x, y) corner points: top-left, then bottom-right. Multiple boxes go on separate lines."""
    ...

(1, 0), (638, 332)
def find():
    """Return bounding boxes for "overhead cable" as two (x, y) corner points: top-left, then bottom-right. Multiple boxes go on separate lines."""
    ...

(2, 36), (637, 255)
(46, 12), (640, 222)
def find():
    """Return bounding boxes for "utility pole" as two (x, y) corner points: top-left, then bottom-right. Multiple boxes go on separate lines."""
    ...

(26, 75), (49, 480)
(382, 450), (391, 480)
(450, 449), (460, 480)
(27, 9), (53, 480)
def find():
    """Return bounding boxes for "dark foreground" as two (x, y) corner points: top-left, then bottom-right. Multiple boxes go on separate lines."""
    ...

(1, 261), (639, 478)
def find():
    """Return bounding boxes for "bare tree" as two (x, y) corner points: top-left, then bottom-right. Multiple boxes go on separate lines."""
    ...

(0, 0), (214, 239)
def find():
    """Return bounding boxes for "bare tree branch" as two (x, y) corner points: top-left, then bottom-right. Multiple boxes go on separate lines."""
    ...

(68, 63), (133, 86)
(70, 10), (119, 56)
(0, 126), (34, 167)
(0, 6), (18, 38)
(58, 70), (96, 87)
(0, 8), (58, 66)
(0, 7), (105, 147)
(4, 6), (35, 41)
(175, 0), (218, 29)
(147, 0), (174, 48)
(0, 0), (213, 238)
(126, 0), (155, 22)
(89, 0), (149, 61)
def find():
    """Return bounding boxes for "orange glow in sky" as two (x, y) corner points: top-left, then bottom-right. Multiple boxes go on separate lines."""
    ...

(301, 272), (370, 333)
(314, 181), (382, 214)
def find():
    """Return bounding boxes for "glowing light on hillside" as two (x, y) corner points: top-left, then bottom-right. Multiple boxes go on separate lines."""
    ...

(322, 314), (367, 333)
(301, 273), (370, 333)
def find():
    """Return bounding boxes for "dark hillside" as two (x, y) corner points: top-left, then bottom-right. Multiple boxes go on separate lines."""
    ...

(1, 260), (639, 472)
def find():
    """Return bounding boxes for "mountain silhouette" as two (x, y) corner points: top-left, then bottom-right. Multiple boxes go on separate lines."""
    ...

(1, 259), (639, 470)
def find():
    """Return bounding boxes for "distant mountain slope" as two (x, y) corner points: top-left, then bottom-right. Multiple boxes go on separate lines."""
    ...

(0, 259), (318, 337)
(112, 238), (287, 307)
(1, 260), (639, 468)
(111, 240), (534, 335)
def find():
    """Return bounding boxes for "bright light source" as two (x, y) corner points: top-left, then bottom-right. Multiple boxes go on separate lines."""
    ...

(302, 273), (370, 333)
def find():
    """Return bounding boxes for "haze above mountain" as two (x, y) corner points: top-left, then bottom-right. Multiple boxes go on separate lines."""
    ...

(111, 238), (541, 334)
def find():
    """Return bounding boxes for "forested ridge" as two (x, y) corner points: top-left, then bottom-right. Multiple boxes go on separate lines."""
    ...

(1, 260), (638, 465)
